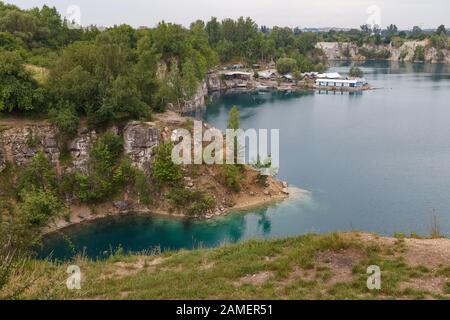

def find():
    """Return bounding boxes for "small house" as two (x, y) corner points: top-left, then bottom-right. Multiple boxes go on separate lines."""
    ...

(281, 74), (295, 82)
(302, 72), (319, 79)
(223, 71), (252, 81)
(258, 69), (278, 80)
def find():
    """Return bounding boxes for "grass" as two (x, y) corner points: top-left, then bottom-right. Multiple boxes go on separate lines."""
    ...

(1, 232), (449, 300)
(24, 64), (50, 85)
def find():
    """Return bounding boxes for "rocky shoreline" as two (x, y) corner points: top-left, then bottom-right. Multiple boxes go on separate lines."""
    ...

(44, 186), (294, 234)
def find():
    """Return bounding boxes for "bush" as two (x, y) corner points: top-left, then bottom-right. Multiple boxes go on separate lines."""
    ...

(48, 101), (79, 138)
(187, 196), (215, 216)
(413, 45), (425, 62)
(74, 133), (130, 204)
(16, 151), (56, 195)
(0, 50), (41, 113)
(152, 142), (182, 187)
(167, 188), (215, 216)
(221, 165), (243, 192)
(19, 189), (66, 228)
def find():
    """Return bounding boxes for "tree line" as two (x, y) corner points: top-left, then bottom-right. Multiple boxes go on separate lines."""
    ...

(320, 23), (449, 49)
(0, 1), (329, 131)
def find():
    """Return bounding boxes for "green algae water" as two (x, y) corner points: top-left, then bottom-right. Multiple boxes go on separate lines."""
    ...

(41, 61), (450, 260)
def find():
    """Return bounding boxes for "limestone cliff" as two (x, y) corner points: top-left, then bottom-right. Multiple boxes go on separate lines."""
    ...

(317, 40), (450, 63)
(167, 80), (208, 113)
(0, 121), (160, 174)
(0, 123), (60, 172)
(123, 121), (160, 172)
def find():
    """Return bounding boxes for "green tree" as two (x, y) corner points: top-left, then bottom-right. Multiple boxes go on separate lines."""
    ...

(227, 106), (240, 130)
(276, 57), (297, 74)
(410, 26), (425, 40)
(0, 9), (38, 44)
(205, 17), (221, 47)
(74, 133), (129, 203)
(152, 142), (182, 187)
(17, 151), (56, 194)
(227, 106), (241, 163)
(181, 61), (198, 99)
(98, 75), (150, 124)
(0, 31), (25, 51)
(48, 65), (98, 115)
(0, 50), (41, 112)
(134, 46), (160, 107)
(436, 25), (447, 36)
(216, 39), (234, 62)
(19, 189), (65, 228)
(48, 101), (79, 138)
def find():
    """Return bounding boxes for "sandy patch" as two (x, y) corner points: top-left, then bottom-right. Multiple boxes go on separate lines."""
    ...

(234, 271), (273, 287)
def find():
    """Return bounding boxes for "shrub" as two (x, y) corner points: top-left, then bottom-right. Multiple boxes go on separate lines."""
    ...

(187, 196), (215, 216)
(48, 101), (79, 138)
(413, 45), (425, 62)
(74, 133), (130, 204)
(16, 151), (56, 195)
(0, 50), (41, 113)
(167, 188), (215, 216)
(19, 189), (66, 228)
(221, 165), (243, 192)
(152, 142), (182, 187)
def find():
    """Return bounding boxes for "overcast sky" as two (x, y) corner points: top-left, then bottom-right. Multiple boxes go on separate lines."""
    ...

(4, 0), (449, 29)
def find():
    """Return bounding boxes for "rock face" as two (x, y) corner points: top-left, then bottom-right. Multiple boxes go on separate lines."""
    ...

(0, 140), (6, 172)
(0, 121), (161, 174)
(316, 40), (450, 64)
(123, 122), (160, 171)
(69, 129), (97, 172)
(168, 80), (208, 113)
(206, 72), (223, 91)
(317, 42), (360, 61)
(0, 124), (60, 171)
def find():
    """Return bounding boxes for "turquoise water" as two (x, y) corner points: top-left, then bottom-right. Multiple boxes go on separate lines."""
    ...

(41, 61), (450, 260)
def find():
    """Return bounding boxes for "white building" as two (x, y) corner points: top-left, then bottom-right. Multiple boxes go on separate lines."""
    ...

(316, 72), (342, 79)
(315, 78), (366, 88)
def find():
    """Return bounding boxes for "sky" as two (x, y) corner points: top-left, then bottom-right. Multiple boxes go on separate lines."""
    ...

(4, 0), (449, 30)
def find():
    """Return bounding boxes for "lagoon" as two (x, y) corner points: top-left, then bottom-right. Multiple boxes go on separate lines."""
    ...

(41, 61), (450, 260)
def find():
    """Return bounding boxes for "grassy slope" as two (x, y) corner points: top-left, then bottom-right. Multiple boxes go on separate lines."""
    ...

(2, 232), (450, 300)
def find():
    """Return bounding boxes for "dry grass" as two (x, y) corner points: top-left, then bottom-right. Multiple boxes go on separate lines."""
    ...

(2, 232), (450, 300)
